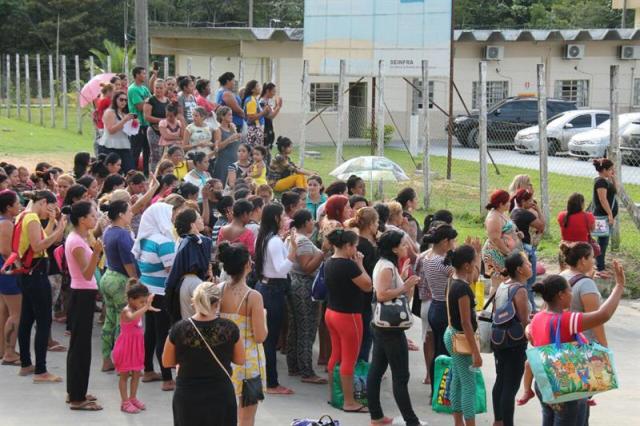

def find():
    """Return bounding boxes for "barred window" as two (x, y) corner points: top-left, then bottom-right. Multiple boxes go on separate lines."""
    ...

(554, 80), (589, 107)
(411, 80), (435, 113)
(633, 78), (640, 108)
(472, 81), (509, 109)
(310, 83), (338, 112)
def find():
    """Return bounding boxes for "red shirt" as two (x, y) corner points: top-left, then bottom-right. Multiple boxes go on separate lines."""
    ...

(95, 97), (112, 129)
(557, 211), (594, 242)
(196, 94), (217, 115)
(529, 311), (584, 347)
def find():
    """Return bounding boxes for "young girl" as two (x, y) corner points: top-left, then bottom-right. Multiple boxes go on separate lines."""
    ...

(250, 145), (268, 186)
(158, 103), (183, 150)
(112, 282), (160, 414)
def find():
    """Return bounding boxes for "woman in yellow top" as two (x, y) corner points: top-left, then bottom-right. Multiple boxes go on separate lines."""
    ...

(249, 146), (268, 186)
(17, 191), (66, 383)
(166, 145), (192, 181)
(242, 80), (270, 148)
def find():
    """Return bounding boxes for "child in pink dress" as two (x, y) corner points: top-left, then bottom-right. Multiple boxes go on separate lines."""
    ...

(112, 282), (160, 414)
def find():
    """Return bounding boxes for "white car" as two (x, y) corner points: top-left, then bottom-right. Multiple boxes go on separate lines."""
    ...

(568, 113), (640, 159)
(514, 110), (609, 156)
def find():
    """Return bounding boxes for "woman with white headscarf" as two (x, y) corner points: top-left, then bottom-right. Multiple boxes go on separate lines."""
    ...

(133, 202), (178, 391)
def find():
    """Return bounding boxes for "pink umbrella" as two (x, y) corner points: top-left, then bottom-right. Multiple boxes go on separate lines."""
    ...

(80, 73), (116, 108)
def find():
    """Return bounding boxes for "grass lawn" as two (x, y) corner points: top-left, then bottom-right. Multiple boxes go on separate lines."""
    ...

(1, 113), (639, 295)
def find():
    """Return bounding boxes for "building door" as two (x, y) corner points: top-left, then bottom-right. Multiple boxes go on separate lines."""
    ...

(349, 82), (367, 138)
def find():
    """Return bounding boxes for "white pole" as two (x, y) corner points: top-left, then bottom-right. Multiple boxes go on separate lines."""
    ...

(107, 55), (112, 74)
(25, 54), (31, 123)
(163, 57), (169, 79)
(186, 57), (192, 76)
(48, 55), (55, 127)
(238, 57), (245, 88)
(610, 65), (621, 249)
(421, 60), (431, 210)
(89, 56), (95, 80)
(537, 63), (550, 233)
(479, 61), (488, 216)
(15, 53), (20, 119)
(36, 54), (44, 126)
(299, 60), (310, 167)
(75, 55), (82, 134)
(376, 60), (385, 199)
(270, 58), (277, 85)
(336, 59), (346, 167)
(5, 55), (9, 118)
(62, 54), (68, 129)
(208, 56), (214, 84)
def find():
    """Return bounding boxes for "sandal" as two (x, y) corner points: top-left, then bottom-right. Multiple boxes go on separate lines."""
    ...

(121, 400), (140, 414)
(33, 372), (63, 383)
(343, 404), (369, 413)
(47, 344), (67, 352)
(162, 380), (176, 391)
(69, 400), (103, 411)
(371, 417), (393, 425)
(18, 366), (35, 376)
(265, 385), (295, 395)
(66, 394), (97, 403)
(2, 358), (21, 366)
(517, 389), (535, 406)
(301, 375), (328, 384)
(142, 371), (162, 382)
(130, 398), (146, 410)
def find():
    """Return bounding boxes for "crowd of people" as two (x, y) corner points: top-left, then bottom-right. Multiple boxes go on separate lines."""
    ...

(0, 65), (628, 426)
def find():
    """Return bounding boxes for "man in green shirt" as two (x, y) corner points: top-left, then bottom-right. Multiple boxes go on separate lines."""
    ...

(128, 66), (151, 175)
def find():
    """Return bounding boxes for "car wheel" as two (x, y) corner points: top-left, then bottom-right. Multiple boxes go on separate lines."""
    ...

(548, 139), (560, 157)
(467, 129), (479, 148)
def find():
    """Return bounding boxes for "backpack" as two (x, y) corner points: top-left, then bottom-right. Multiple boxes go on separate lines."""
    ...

(490, 284), (526, 350)
(0, 213), (39, 275)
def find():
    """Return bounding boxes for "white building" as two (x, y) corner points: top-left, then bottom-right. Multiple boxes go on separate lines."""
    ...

(150, 26), (640, 143)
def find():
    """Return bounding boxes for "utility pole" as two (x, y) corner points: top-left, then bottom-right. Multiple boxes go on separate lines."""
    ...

(135, 0), (149, 74)
(248, 0), (254, 27)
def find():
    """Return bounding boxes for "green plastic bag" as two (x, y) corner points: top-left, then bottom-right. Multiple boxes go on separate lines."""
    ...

(330, 360), (369, 409)
(431, 355), (487, 414)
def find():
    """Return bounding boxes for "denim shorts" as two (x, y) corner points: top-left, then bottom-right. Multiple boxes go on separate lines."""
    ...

(0, 255), (20, 295)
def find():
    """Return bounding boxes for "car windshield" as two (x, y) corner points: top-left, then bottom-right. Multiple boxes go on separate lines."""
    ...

(547, 112), (568, 124)
(597, 114), (640, 131)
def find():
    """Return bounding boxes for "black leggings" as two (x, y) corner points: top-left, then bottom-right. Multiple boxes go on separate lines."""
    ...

(66, 289), (97, 402)
(18, 266), (52, 375)
(492, 345), (527, 426)
(427, 300), (449, 394)
(144, 295), (172, 381)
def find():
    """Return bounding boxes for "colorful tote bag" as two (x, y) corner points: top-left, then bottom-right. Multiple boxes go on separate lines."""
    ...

(526, 315), (619, 404)
(431, 355), (487, 414)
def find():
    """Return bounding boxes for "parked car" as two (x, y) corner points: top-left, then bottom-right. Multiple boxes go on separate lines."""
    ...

(568, 113), (640, 159)
(620, 120), (640, 166)
(514, 110), (609, 156)
(449, 96), (577, 148)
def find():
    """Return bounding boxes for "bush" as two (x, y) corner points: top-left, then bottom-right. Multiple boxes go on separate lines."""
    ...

(363, 124), (395, 145)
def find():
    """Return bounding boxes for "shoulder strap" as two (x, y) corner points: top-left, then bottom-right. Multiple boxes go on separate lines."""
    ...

(188, 318), (234, 383)
(445, 278), (452, 328)
(568, 274), (589, 288)
(236, 288), (251, 315)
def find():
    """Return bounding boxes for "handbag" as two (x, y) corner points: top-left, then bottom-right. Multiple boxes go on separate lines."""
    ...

(446, 279), (480, 355)
(237, 289), (265, 407)
(311, 262), (326, 302)
(372, 263), (413, 330)
(330, 360), (369, 409)
(526, 315), (619, 404)
(477, 291), (496, 354)
(291, 415), (340, 426)
(591, 196), (615, 238)
(583, 213), (602, 257)
(431, 355), (487, 414)
(490, 284), (526, 350)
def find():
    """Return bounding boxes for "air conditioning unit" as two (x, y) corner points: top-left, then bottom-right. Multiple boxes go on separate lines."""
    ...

(565, 44), (585, 60)
(619, 45), (640, 60)
(484, 46), (504, 61)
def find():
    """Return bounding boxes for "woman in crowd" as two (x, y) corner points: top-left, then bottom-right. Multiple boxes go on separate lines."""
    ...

(151, 175), (179, 204)
(444, 242), (483, 426)
(421, 224), (456, 391)
(306, 175), (326, 221)
(133, 202), (177, 391)
(282, 191), (304, 227)
(73, 153), (92, 180)
(100, 200), (138, 372)
(368, 230), (422, 426)
(508, 174), (534, 197)
(165, 208), (212, 322)
(259, 82), (282, 155)
(213, 106), (243, 184)
(492, 252), (531, 426)
(324, 228), (372, 413)
(215, 72), (245, 130)
(286, 209), (325, 384)
(396, 187), (422, 244)
(56, 175), (75, 208)
(104, 153), (122, 176)
(217, 199), (256, 257)
(227, 143), (253, 188)
(156, 160), (176, 179)
(18, 191), (66, 383)
(182, 107), (214, 156)
(243, 80), (269, 148)
(347, 175), (366, 197)
(166, 146), (191, 181)
(98, 174), (125, 199)
(100, 91), (136, 173)
(163, 281), (244, 426)
(144, 78), (169, 172)
(510, 189), (545, 310)
(268, 137), (314, 192)
(529, 264), (625, 425)
(254, 203), (297, 395)
(384, 201), (419, 261)
(0, 190), (21, 365)
(158, 103), (183, 153)
(482, 190), (522, 286)
(93, 83), (114, 156)
(592, 158), (618, 278)
(211, 195), (235, 243)
(64, 201), (103, 411)
(217, 242), (268, 426)
(183, 152), (211, 202)
(558, 193), (594, 244)
(177, 77), (197, 126)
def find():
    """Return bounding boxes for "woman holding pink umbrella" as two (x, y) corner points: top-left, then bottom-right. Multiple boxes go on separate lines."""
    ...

(93, 83), (114, 156)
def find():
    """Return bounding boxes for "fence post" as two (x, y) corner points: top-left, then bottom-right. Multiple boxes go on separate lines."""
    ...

(107, 55), (112, 74)
(238, 57), (245, 88)
(376, 60), (385, 199)
(270, 58), (277, 84)
(186, 57), (192, 76)
(36, 54), (43, 126)
(298, 60), (309, 167)
(5, 55), (9, 118)
(421, 60), (431, 210)
(24, 55), (32, 123)
(15, 53), (20, 119)
(479, 61), (488, 217)
(89, 56), (95, 80)
(62, 55), (68, 129)
(610, 65), (621, 250)
(75, 55), (82, 134)
(208, 56), (214, 84)
(48, 55), (55, 127)
(537, 64), (550, 234)
(336, 59), (346, 167)
(163, 57), (169, 79)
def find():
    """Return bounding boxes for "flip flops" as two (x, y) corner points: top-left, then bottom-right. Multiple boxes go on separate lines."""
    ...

(1, 358), (20, 366)
(301, 375), (328, 384)
(33, 373), (63, 383)
(47, 344), (67, 352)
(343, 404), (369, 413)
(69, 401), (103, 411)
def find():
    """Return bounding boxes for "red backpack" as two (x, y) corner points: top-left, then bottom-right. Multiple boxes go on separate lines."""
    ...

(0, 213), (38, 275)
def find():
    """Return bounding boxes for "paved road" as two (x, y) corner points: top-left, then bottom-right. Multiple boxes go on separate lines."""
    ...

(1, 303), (638, 426)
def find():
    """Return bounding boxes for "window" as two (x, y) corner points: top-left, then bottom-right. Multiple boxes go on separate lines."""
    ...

(554, 80), (589, 107)
(310, 83), (338, 112)
(596, 113), (610, 125)
(634, 79), (640, 108)
(472, 81), (509, 109)
(411, 80), (435, 112)
(568, 114), (592, 128)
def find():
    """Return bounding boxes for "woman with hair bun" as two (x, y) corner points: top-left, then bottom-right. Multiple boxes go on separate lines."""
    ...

(217, 242), (268, 426)
(528, 262), (625, 424)
(591, 158), (617, 278)
(163, 281), (244, 426)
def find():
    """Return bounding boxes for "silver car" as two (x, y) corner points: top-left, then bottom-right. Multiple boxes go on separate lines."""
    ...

(514, 109), (609, 156)
(568, 113), (640, 159)
(620, 120), (640, 166)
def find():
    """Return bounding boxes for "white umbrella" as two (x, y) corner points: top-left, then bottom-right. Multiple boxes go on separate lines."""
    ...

(329, 156), (410, 182)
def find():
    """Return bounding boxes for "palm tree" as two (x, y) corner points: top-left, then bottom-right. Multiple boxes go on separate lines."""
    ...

(83, 40), (136, 74)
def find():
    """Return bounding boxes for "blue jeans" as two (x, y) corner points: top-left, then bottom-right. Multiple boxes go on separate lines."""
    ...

(524, 244), (538, 311)
(535, 385), (587, 426)
(427, 300), (449, 394)
(256, 278), (288, 388)
(596, 235), (610, 272)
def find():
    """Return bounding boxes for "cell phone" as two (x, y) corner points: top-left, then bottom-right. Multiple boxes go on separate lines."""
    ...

(132, 113), (138, 119)
(152, 61), (159, 71)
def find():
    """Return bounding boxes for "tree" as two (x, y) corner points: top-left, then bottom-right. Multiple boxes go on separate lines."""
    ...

(84, 40), (136, 74)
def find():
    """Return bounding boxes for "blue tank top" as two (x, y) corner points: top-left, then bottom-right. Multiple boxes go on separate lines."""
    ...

(215, 88), (245, 129)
